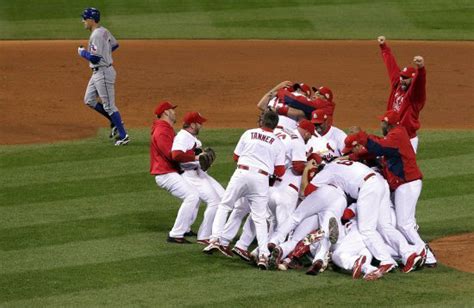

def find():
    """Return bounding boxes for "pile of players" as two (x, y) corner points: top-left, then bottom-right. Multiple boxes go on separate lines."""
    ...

(151, 37), (437, 281)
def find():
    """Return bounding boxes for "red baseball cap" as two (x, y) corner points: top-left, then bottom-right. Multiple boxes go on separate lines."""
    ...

(307, 153), (323, 165)
(400, 66), (416, 79)
(316, 86), (333, 102)
(183, 111), (207, 125)
(378, 110), (400, 125)
(299, 83), (312, 97)
(342, 134), (359, 155)
(154, 101), (177, 116)
(298, 119), (316, 135)
(310, 109), (329, 124)
(292, 83), (311, 97)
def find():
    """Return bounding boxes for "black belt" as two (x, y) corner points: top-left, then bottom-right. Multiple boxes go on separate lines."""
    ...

(92, 64), (112, 72)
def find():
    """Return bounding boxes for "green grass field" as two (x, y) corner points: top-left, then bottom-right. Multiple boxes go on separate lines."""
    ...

(1, 128), (473, 307)
(0, 0), (473, 40)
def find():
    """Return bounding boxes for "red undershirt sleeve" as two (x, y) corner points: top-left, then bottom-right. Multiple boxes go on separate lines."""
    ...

(171, 150), (195, 163)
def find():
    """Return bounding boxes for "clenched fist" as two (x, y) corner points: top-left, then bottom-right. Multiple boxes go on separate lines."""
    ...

(413, 56), (424, 68)
(377, 36), (386, 45)
(77, 46), (85, 56)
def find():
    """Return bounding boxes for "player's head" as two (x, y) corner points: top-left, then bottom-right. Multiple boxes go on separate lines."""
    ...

(378, 110), (400, 136)
(260, 110), (279, 130)
(81, 7), (100, 30)
(310, 109), (330, 135)
(306, 153), (325, 179)
(297, 119), (315, 143)
(155, 101), (177, 124)
(342, 134), (360, 155)
(311, 86), (333, 102)
(183, 111), (207, 135)
(399, 66), (416, 91)
(293, 83), (312, 98)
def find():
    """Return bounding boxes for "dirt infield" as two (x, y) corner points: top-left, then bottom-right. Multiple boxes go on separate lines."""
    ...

(431, 233), (474, 273)
(0, 40), (473, 144)
(0, 40), (473, 272)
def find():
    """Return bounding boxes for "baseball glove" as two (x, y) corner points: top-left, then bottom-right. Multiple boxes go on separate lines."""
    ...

(199, 147), (216, 171)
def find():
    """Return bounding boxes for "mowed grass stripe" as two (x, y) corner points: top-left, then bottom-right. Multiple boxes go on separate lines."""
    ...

(420, 173), (473, 200)
(0, 252), (218, 303)
(418, 153), (474, 178)
(0, 232), (169, 275)
(2, 261), (473, 307)
(1, 1), (472, 39)
(0, 136), (146, 169)
(0, 209), (183, 251)
(0, 154), (148, 188)
(0, 172), (153, 207)
(0, 190), (177, 229)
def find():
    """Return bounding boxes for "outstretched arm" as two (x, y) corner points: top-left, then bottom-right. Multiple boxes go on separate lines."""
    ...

(257, 80), (293, 111)
(378, 36), (400, 87)
(409, 56), (426, 111)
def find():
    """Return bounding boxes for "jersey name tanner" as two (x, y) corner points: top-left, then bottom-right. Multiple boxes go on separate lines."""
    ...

(251, 132), (275, 144)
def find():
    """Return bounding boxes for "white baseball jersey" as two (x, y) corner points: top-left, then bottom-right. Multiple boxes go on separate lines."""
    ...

(306, 133), (339, 162)
(172, 129), (201, 171)
(310, 160), (375, 199)
(267, 97), (297, 131)
(274, 128), (307, 169)
(88, 26), (117, 68)
(234, 128), (285, 174)
(321, 125), (347, 156)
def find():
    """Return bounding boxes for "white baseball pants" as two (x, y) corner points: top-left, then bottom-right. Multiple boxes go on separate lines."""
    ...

(211, 168), (271, 256)
(377, 180), (420, 264)
(332, 223), (377, 274)
(181, 170), (222, 241)
(155, 172), (200, 238)
(357, 176), (397, 266)
(393, 180), (429, 252)
(270, 185), (346, 245)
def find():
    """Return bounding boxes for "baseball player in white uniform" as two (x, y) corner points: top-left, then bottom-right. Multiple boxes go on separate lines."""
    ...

(78, 7), (129, 145)
(217, 119), (314, 260)
(306, 160), (398, 273)
(266, 115), (345, 272)
(331, 207), (383, 280)
(257, 80), (312, 132)
(268, 119), (314, 237)
(203, 111), (286, 270)
(171, 112), (222, 244)
(308, 109), (347, 157)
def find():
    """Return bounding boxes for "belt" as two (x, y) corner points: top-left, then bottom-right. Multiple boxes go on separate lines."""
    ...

(289, 183), (299, 192)
(364, 173), (376, 182)
(92, 64), (112, 72)
(237, 164), (269, 176)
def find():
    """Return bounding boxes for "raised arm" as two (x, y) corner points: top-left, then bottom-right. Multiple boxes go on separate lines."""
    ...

(408, 56), (426, 111)
(378, 36), (401, 87)
(257, 80), (293, 111)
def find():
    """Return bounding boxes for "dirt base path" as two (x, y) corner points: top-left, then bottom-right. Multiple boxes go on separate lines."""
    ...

(430, 233), (474, 273)
(0, 40), (473, 272)
(1, 40), (473, 144)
